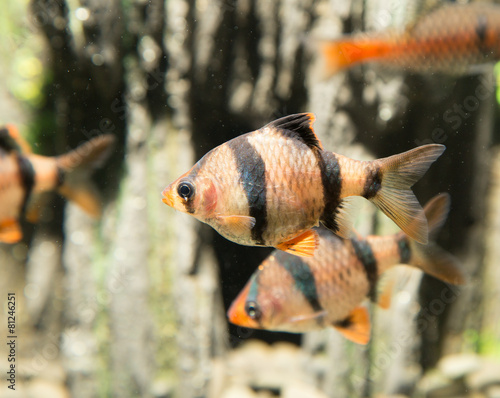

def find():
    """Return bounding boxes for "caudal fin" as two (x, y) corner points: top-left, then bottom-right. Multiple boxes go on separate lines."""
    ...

(369, 144), (445, 244)
(56, 134), (115, 218)
(408, 193), (466, 285)
(316, 37), (395, 78)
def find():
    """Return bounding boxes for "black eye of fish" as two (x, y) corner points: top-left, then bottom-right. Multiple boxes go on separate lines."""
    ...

(177, 181), (195, 200)
(245, 301), (262, 320)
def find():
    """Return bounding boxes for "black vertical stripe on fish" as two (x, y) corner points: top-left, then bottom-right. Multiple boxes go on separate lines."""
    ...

(397, 236), (411, 264)
(275, 251), (323, 313)
(182, 151), (212, 214)
(0, 128), (19, 152)
(317, 151), (342, 233)
(363, 165), (382, 200)
(351, 238), (378, 301)
(56, 166), (65, 188)
(15, 153), (35, 215)
(245, 273), (263, 324)
(187, 149), (212, 180)
(475, 14), (489, 53)
(227, 137), (267, 245)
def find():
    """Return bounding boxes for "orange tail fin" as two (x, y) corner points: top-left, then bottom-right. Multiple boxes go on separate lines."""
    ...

(369, 144), (445, 244)
(56, 134), (116, 218)
(318, 37), (396, 77)
(408, 193), (466, 285)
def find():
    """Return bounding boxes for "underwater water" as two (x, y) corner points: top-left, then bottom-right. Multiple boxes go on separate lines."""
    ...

(1, 1), (500, 398)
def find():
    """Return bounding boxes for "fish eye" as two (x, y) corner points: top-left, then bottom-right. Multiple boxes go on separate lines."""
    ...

(244, 300), (262, 321)
(177, 181), (195, 200)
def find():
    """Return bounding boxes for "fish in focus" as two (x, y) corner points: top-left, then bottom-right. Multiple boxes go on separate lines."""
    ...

(162, 113), (444, 256)
(0, 125), (115, 243)
(317, 2), (500, 76)
(227, 194), (465, 344)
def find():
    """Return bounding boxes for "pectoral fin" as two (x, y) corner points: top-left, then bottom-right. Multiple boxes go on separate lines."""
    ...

(276, 229), (319, 257)
(216, 215), (256, 236)
(333, 306), (371, 345)
(0, 219), (23, 243)
(287, 310), (327, 324)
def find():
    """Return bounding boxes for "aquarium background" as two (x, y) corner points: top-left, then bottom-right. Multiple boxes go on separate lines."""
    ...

(1, 0), (500, 397)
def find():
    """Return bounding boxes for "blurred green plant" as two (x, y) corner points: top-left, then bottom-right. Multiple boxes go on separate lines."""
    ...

(0, 0), (46, 108)
(479, 331), (500, 358)
(496, 62), (500, 105)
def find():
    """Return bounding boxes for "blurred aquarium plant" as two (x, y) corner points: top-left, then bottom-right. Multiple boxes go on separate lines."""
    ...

(1, 0), (47, 109)
(496, 62), (500, 105)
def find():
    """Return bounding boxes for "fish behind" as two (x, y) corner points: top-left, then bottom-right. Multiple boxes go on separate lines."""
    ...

(317, 2), (500, 76)
(227, 194), (465, 344)
(162, 113), (444, 257)
(0, 125), (115, 243)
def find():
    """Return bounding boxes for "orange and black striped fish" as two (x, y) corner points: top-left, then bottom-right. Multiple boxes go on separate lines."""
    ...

(318, 2), (500, 76)
(0, 125), (115, 243)
(227, 194), (465, 344)
(162, 113), (444, 257)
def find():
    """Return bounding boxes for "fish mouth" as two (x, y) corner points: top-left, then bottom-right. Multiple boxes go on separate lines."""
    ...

(161, 186), (174, 207)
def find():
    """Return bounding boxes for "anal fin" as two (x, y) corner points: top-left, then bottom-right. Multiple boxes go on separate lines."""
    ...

(276, 229), (319, 257)
(0, 219), (23, 243)
(59, 182), (102, 219)
(375, 273), (396, 309)
(322, 197), (358, 239)
(333, 306), (371, 345)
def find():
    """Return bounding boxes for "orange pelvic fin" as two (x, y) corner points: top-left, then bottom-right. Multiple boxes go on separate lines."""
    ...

(369, 144), (445, 244)
(276, 229), (319, 257)
(216, 215), (256, 236)
(333, 306), (371, 345)
(0, 219), (23, 243)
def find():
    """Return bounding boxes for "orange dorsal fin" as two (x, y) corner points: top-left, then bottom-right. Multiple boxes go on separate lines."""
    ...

(216, 215), (256, 236)
(276, 229), (319, 257)
(0, 219), (23, 243)
(333, 306), (371, 345)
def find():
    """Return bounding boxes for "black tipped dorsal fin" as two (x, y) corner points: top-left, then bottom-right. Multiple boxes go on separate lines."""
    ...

(264, 113), (323, 150)
(0, 125), (32, 153)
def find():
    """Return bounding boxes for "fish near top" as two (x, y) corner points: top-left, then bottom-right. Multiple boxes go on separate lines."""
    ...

(161, 113), (325, 249)
(162, 113), (445, 256)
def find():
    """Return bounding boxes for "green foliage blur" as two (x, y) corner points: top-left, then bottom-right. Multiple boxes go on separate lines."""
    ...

(0, 0), (46, 109)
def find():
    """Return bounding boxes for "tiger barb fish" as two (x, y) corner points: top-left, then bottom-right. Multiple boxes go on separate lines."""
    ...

(318, 2), (500, 76)
(227, 193), (465, 344)
(0, 125), (115, 243)
(162, 113), (444, 257)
